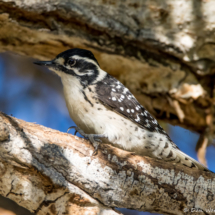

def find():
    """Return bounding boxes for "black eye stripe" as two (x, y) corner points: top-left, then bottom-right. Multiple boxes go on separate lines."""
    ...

(67, 59), (98, 72)
(56, 59), (99, 86)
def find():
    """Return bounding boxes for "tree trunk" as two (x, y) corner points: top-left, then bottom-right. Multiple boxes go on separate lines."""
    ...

(0, 112), (215, 215)
(0, 0), (214, 136)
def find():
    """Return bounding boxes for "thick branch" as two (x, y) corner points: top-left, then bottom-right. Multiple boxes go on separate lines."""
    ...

(0, 112), (215, 215)
(0, 0), (215, 135)
(0, 112), (121, 215)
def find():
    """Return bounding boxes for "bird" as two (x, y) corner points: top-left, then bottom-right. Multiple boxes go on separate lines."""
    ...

(34, 48), (210, 172)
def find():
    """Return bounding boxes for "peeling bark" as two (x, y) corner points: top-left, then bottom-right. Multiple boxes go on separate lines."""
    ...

(0, 0), (215, 137)
(0, 112), (215, 215)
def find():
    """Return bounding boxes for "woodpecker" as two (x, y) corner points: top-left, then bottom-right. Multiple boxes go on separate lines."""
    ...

(34, 48), (209, 171)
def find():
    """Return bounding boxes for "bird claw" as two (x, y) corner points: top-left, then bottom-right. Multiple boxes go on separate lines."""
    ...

(67, 126), (87, 138)
(92, 143), (100, 156)
(67, 126), (105, 156)
(67, 126), (77, 134)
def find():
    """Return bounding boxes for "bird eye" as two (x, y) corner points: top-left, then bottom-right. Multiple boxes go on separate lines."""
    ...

(68, 59), (76, 67)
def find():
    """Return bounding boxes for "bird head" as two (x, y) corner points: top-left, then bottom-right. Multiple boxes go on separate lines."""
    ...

(34, 48), (103, 86)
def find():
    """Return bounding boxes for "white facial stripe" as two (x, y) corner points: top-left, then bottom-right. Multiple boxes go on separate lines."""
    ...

(86, 70), (94, 75)
(71, 68), (94, 76)
(92, 69), (107, 84)
(71, 55), (99, 68)
(49, 67), (93, 77)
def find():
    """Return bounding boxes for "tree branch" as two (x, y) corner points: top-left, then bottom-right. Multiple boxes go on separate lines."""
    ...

(0, 0), (215, 135)
(0, 112), (215, 215)
(0, 112), (122, 215)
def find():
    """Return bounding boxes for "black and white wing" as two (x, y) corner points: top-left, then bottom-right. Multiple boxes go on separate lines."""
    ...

(95, 74), (171, 139)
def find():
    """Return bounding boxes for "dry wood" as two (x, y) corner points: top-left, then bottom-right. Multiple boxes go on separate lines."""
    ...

(0, 112), (215, 215)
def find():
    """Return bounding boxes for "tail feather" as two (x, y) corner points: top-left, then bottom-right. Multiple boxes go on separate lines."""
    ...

(174, 149), (210, 172)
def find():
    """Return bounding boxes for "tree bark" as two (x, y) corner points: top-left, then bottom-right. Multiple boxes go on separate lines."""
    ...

(0, 0), (215, 137)
(0, 112), (215, 215)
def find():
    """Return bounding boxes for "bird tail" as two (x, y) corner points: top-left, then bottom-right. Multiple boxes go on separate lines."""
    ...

(175, 149), (210, 172)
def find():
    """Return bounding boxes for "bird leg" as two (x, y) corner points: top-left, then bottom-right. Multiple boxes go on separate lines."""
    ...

(67, 126), (105, 155)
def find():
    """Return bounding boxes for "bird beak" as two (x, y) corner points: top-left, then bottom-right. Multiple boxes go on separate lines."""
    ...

(34, 60), (54, 67)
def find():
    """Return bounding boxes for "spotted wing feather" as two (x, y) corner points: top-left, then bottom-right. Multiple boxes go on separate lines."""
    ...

(95, 74), (173, 142)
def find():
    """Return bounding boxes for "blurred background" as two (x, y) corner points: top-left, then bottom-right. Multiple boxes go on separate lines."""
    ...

(0, 52), (214, 215)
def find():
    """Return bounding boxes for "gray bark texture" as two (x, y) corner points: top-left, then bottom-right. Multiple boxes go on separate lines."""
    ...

(0, 112), (215, 215)
(0, 0), (214, 137)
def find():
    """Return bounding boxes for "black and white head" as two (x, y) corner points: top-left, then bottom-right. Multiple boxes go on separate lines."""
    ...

(34, 48), (106, 87)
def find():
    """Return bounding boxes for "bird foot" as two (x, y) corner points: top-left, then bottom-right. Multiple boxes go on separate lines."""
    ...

(67, 126), (105, 155)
